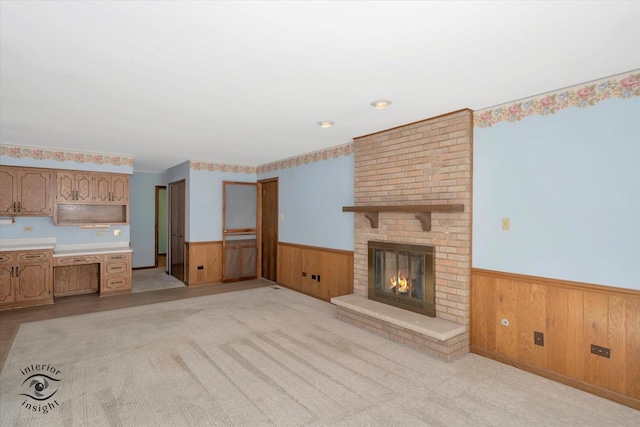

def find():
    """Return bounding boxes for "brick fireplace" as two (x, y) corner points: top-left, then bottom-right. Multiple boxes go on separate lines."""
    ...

(340, 109), (472, 361)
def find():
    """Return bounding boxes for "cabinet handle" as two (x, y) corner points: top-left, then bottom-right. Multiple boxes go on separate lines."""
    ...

(17, 202), (21, 212)
(16, 267), (19, 277)
(25, 255), (40, 259)
(109, 255), (125, 259)
(111, 280), (123, 285)
(111, 266), (123, 271)
(13, 202), (16, 212)
(11, 266), (14, 277)
(74, 258), (83, 262)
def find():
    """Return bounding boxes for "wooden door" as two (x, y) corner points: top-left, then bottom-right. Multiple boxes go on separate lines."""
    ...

(260, 179), (278, 282)
(169, 180), (185, 282)
(0, 168), (17, 215)
(17, 169), (51, 215)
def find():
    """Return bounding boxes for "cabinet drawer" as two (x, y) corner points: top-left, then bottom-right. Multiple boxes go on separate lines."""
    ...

(103, 275), (130, 291)
(104, 253), (130, 262)
(17, 251), (50, 262)
(54, 255), (102, 266)
(105, 261), (128, 274)
(0, 253), (16, 264)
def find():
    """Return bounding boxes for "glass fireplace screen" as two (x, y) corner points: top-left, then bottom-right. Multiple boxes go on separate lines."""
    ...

(368, 241), (435, 317)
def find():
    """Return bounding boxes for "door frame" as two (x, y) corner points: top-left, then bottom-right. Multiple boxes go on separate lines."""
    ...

(154, 185), (166, 270)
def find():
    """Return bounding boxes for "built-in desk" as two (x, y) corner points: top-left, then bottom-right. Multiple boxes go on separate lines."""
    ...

(53, 243), (132, 297)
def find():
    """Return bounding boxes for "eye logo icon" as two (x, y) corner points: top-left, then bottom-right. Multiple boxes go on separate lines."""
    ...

(21, 374), (60, 401)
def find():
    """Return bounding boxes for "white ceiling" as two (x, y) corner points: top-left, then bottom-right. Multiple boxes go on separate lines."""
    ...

(1, 1), (639, 172)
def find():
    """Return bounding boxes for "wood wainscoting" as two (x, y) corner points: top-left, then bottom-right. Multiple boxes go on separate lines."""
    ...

(184, 241), (222, 286)
(471, 268), (640, 409)
(277, 242), (353, 301)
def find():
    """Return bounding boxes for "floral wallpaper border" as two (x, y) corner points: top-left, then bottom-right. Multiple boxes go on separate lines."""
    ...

(189, 161), (256, 174)
(256, 142), (354, 174)
(0, 144), (133, 167)
(474, 70), (640, 128)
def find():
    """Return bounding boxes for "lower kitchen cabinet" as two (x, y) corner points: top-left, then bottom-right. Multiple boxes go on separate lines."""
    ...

(0, 250), (53, 310)
(101, 252), (132, 295)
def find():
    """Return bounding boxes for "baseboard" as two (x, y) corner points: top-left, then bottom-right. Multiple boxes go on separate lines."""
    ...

(132, 266), (158, 271)
(276, 282), (331, 302)
(471, 347), (640, 410)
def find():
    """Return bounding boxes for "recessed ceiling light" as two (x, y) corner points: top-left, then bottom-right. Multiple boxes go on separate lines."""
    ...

(317, 121), (334, 128)
(370, 99), (392, 109)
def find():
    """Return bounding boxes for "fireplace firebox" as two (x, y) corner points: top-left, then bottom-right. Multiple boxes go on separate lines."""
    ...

(368, 241), (435, 317)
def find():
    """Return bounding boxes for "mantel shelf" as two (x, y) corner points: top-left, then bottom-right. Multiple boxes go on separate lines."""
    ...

(342, 204), (464, 232)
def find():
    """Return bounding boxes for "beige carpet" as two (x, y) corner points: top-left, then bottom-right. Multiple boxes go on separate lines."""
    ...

(0, 286), (637, 426)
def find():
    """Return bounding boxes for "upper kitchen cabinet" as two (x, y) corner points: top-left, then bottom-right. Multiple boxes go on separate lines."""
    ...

(0, 167), (53, 216)
(55, 171), (94, 203)
(54, 170), (130, 225)
(94, 174), (129, 204)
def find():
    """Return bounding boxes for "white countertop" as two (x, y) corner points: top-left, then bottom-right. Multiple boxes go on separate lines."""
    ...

(53, 242), (132, 257)
(0, 238), (132, 256)
(0, 238), (56, 252)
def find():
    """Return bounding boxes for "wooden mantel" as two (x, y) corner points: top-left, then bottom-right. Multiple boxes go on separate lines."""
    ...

(342, 204), (464, 232)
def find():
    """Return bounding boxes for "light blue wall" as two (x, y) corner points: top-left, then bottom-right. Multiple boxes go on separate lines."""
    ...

(189, 169), (256, 241)
(130, 172), (166, 268)
(0, 155), (132, 245)
(259, 154), (354, 251)
(473, 97), (640, 290)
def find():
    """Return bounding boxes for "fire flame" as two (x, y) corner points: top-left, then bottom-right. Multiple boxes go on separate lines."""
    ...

(390, 274), (409, 294)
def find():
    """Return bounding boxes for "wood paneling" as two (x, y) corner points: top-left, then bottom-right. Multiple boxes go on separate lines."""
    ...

(185, 241), (222, 286)
(277, 242), (353, 301)
(259, 178), (278, 282)
(471, 268), (640, 410)
(54, 264), (100, 296)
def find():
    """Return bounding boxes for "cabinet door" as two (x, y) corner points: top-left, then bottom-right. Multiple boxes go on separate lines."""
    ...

(0, 265), (16, 304)
(17, 169), (51, 216)
(0, 168), (18, 215)
(111, 175), (129, 204)
(56, 171), (76, 202)
(15, 263), (50, 302)
(75, 173), (93, 203)
(94, 174), (112, 203)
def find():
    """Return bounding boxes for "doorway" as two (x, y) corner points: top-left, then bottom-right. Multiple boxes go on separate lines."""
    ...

(259, 178), (278, 282)
(169, 180), (185, 282)
(154, 186), (167, 269)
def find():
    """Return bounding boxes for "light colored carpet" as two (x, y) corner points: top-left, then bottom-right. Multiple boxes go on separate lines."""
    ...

(131, 268), (185, 293)
(0, 287), (637, 426)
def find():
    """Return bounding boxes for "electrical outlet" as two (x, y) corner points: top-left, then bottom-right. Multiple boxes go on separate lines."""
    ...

(302, 272), (307, 277)
(534, 331), (544, 346)
(113, 229), (121, 237)
(23, 226), (33, 232)
(312, 274), (317, 280)
(96, 231), (106, 237)
(197, 266), (204, 270)
(317, 274), (321, 282)
(501, 318), (510, 327)
(501, 218), (510, 231)
(591, 344), (611, 358)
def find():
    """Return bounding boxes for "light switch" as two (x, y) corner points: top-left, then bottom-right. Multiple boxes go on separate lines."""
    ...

(279, 214), (284, 222)
(501, 218), (510, 231)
